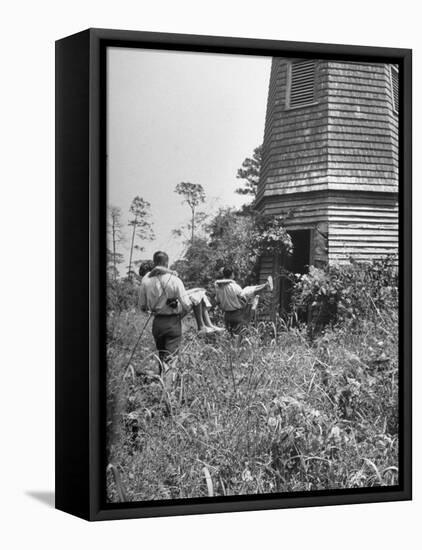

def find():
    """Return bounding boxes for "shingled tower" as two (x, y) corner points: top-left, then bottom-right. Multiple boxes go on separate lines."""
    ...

(256, 58), (399, 313)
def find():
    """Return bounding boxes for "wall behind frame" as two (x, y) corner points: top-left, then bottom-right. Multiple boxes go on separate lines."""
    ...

(1, 0), (419, 549)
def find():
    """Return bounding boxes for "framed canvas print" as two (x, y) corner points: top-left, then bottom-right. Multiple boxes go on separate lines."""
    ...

(55, 28), (412, 521)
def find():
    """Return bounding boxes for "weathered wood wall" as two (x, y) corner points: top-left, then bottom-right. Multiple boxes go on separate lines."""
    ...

(327, 192), (398, 263)
(325, 61), (398, 194)
(257, 59), (330, 200)
(256, 58), (399, 268)
(325, 61), (398, 263)
(258, 191), (397, 267)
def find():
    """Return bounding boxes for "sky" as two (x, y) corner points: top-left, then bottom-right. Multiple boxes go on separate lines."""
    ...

(107, 47), (272, 273)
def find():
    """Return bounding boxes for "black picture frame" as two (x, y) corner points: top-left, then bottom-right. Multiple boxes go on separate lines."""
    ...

(55, 28), (412, 521)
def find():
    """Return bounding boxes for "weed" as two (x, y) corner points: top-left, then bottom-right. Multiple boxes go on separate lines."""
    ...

(106, 297), (398, 501)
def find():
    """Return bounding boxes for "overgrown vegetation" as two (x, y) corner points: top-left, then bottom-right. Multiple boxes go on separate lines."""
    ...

(172, 210), (292, 293)
(292, 256), (398, 334)
(106, 146), (398, 502)
(106, 257), (398, 502)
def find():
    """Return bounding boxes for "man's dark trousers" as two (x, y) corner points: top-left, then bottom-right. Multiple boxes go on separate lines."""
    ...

(224, 309), (245, 334)
(152, 314), (182, 363)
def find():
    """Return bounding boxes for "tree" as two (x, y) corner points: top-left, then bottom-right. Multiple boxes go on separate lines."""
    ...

(172, 210), (209, 242)
(108, 206), (124, 280)
(235, 144), (262, 198)
(127, 196), (154, 276)
(251, 213), (293, 257)
(206, 210), (292, 286)
(172, 208), (258, 289)
(171, 237), (214, 288)
(174, 182), (206, 245)
(208, 208), (258, 284)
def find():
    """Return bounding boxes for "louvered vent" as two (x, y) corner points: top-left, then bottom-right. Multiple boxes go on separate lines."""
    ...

(390, 66), (399, 113)
(288, 60), (316, 108)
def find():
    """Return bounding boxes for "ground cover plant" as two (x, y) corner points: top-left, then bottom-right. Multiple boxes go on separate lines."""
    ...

(106, 259), (399, 502)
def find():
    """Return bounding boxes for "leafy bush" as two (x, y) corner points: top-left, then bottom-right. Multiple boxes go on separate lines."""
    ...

(172, 210), (292, 293)
(292, 256), (398, 333)
(107, 277), (140, 314)
(171, 208), (259, 290)
(251, 214), (293, 257)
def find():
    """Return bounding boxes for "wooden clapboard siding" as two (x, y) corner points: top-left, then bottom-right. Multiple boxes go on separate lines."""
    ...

(259, 191), (328, 229)
(327, 192), (398, 264)
(326, 61), (398, 192)
(257, 58), (399, 283)
(257, 58), (398, 200)
(384, 64), (399, 180)
(258, 256), (275, 283)
(258, 190), (398, 269)
(328, 219), (398, 263)
(257, 58), (330, 203)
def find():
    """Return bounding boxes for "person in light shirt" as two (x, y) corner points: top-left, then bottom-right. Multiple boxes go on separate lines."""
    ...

(139, 251), (191, 364)
(139, 251), (223, 364)
(145, 264), (223, 335)
(215, 266), (273, 334)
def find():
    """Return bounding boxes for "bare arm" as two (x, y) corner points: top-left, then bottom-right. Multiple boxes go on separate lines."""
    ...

(149, 266), (178, 278)
(138, 283), (148, 312)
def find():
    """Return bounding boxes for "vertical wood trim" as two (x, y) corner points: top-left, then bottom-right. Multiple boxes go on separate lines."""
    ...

(285, 61), (292, 109)
(309, 228), (316, 265)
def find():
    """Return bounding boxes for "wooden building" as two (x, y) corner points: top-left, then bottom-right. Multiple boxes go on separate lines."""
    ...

(255, 58), (399, 312)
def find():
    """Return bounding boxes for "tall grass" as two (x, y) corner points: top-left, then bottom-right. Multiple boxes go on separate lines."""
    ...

(106, 306), (398, 502)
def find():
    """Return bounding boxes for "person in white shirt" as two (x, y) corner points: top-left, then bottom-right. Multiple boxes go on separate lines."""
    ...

(215, 266), (273, 334)
(139, 251), (191, 363)
(139, 251), (224, 363)
(145, 264), (223, 335)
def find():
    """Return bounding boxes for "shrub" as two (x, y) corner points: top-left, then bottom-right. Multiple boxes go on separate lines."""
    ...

(171, 210), (293, 291)
(251, 214), (293, 257)
(107, 277), (140, 314)
(291, 256), (398, 333)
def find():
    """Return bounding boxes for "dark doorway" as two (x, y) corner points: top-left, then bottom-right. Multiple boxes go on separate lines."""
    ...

(279, 229), (311, 315)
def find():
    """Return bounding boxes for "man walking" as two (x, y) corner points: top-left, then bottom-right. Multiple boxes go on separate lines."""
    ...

(215, 266), (273, 334)
(139, 251), (191, 364)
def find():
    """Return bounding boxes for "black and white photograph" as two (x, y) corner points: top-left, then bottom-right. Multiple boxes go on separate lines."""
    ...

(105, 47), (400, 503)
(2, 0), (421, 541)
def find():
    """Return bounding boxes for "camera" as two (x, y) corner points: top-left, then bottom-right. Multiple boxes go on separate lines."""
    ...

(166, 297), (179, 309)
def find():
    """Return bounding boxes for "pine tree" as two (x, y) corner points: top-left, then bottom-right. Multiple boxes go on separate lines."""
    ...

(127, 197), (154, 276)
(108, 206), (124, 280)
(174, 182), (206, 245)
(235, 144), (262, 198)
